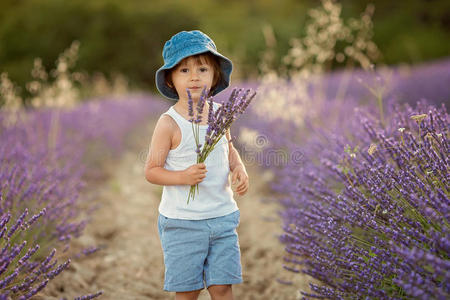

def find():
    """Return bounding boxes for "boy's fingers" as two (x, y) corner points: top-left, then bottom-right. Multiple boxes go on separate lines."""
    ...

(238, 186), (246, 193)
(237, 188), (247, 196)
(238, 181), (248, 190)
(237, 177), (246, 185)
(232, 172), (238, 184)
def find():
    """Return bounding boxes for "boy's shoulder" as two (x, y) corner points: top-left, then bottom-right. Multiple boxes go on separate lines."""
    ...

(155, 112), (177, 133)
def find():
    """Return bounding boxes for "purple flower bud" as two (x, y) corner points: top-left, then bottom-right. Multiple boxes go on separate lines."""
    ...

(74, 291), (103, 300)
(7, 209), (28, 238)
(0, 268), (19, 289)
(187, 89), (194, 118)
(17, 244), (40, 266)
(25, 208), (46, 228)
(18, 279), (49, 300)
(46, 259), (70, 280)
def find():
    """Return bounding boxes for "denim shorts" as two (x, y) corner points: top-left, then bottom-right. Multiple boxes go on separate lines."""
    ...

(157, 210), (243, 292)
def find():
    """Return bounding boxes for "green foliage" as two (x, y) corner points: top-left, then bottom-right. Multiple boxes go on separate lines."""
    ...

(0, 0), (198, 97)
(0, 0), (449, 97)
(341, 0), (450, 64)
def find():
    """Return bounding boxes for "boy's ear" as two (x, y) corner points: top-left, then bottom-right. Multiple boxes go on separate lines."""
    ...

(165, 69), (175, 89)
(166, 75), (174, 89)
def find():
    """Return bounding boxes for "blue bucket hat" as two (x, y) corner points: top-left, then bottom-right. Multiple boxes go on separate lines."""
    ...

(155, 30), (233, 101)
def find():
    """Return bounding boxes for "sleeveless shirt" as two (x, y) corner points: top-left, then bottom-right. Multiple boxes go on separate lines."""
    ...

(158, 102), (238, 220)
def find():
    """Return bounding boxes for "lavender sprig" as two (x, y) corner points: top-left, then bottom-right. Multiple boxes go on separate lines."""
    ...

(74, 291), (104, 300)
(186, 87), (209, 203)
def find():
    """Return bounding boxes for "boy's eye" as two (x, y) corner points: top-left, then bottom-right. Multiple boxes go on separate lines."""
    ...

(180, 68), (189, 73)
(200, 67), (209, 72)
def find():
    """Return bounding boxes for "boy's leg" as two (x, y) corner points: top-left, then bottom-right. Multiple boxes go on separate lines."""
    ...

(175, 289), (202, 300)
(207, 284), (233, 300)
(204, 211), (242, 296)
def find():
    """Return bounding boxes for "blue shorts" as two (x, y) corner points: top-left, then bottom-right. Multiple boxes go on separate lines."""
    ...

(157, 210), (243, 292)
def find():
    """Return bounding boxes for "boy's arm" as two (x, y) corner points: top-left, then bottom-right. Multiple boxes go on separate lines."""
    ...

(215, 102), (245, 172)
(144, 115), (187, 186)
(226, 128), (249, 196)
(226, 128), (246, 173)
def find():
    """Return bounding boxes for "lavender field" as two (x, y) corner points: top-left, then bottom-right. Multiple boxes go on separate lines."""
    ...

(229, 58), (449, 299)
(0, 93), (167, 299)
(0, 1), (449, 298)
(1, 53), (448, 299)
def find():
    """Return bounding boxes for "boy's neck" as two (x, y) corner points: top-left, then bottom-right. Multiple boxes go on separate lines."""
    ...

(174, 98), (210, 115)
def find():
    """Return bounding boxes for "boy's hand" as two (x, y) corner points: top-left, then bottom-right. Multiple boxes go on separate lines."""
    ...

(184, 163), (207, 185)
(231, 165), (249, 196)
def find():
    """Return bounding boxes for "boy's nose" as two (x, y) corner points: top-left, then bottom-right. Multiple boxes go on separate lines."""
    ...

(190, 70), (200, 80)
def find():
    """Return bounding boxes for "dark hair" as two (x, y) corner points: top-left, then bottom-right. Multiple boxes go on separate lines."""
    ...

(164, 52), (222, 97)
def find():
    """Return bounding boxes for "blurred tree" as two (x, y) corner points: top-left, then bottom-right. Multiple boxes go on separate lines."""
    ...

(0, 0), (449, 96)
(0, 0), (198, 97)
(340, 0), (450, 64)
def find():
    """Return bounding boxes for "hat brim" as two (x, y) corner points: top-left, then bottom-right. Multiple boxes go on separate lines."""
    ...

(155, 45), (233, 101)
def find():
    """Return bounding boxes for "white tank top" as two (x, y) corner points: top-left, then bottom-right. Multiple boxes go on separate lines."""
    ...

(158, 102), (238, 220)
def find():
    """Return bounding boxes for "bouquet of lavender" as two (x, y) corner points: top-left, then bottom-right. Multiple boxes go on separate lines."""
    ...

(186, 87), (256, 204)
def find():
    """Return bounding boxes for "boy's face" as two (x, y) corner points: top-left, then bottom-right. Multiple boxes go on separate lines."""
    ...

(170, 56), (214, 102)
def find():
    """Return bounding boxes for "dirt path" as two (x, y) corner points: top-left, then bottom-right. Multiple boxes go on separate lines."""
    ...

(38, 118), (311, 300)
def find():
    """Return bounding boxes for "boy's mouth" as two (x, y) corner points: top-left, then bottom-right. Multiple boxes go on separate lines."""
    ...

(189, 87), (201, 90)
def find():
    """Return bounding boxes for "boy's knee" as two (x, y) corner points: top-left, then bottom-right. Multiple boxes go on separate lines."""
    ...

(207, 284), (232, 296)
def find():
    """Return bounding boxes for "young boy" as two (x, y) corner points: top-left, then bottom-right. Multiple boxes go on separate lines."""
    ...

(144, 30), (249, 300)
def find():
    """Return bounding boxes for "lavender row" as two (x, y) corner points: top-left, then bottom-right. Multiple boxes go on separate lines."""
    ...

(274, 100), (448, 299)
(0, 95), (166, 298)
(232, 81), (448, 297)
(0, 209), (69, 299)
(214, 59), (449, 298)
(313, 57), (450, 106)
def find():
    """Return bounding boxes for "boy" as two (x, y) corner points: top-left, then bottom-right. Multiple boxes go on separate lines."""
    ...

(145, 30), (249, 300)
